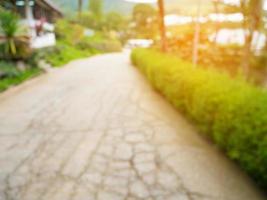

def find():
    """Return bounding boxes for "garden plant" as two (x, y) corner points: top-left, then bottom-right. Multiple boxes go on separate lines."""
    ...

(131, 48), (267, 188)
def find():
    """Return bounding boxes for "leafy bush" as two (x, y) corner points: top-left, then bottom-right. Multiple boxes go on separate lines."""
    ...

(0, 61), (40, 92)
(104, 12), (127, 32)
(164, 34), (243, 76)
(37, 20), (92, 67)
(42, 20), (121, 67)
(36, 41), (94, 67)
(89, 40), (122, 52)
(79, 12), (104, 30)
(55, 19), (85, 45)
(131, 48), (267, 188)
(37, 19), (122, 67)
(0, 61), (20, 78)
(0, 9), (31, 60)
(79, 35), (122, 53)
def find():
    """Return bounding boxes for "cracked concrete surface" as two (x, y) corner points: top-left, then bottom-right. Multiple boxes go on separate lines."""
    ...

(0, 52), (265, 200)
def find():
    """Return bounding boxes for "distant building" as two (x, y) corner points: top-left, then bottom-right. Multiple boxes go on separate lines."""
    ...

(1, 0), (62, 23)
(1, 0), (63, 48)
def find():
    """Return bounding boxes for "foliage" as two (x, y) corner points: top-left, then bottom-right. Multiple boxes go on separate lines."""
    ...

(0, 9), (19, 38)
(164, 24), (267, 83)
(131, 4), (158, 39)
(47, 20), (94, 66)
(0, 1), (16, 10)
(0, 38), (31, 60)
(0, 61), (20, 78)
(79, 34), (122, 53)
(42, 20), (122, 67)
(131, 48), (267, 188)
(89, 0), (103, 18)
(49, 0), (215, 16)
(0, 9), (31, 59)
(221, 3), (242, 14)
(165, 35), (243, 75)
(104, 12), (127, 32)
(55, 19), (85, 45)
(36, 40), (94, 67)
(0, 61), (41, 92)
(78, 11), (127, 37)
(79, 12), (103, 30)
(237, 0), (263, 77)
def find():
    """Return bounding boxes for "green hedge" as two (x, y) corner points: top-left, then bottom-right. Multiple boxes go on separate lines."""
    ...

(131, 48), (267, 188)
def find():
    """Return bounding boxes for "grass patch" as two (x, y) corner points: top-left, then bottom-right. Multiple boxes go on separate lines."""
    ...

(0, 62), (41, 92)
(39, 41), (96, 67)
(40, 19), (122, 67)
(37, 34), (122, 68)
(131, 48), (267, 188)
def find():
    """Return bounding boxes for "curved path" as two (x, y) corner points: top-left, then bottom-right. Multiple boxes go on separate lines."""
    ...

(0, 52), (265, 200)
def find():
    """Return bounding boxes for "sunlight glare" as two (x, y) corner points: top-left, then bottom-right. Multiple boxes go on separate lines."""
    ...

(124, 0), (157, 3)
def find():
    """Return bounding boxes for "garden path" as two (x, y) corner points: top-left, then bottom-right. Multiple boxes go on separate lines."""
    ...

(0, 52), (265, 200)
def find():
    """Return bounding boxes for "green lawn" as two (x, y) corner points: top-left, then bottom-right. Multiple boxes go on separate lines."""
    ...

(0, 64), (41, 92)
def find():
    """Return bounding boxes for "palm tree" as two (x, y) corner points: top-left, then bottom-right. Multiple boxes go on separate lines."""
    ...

(0, 10), (20, 56)
(0, 9), (29, 59)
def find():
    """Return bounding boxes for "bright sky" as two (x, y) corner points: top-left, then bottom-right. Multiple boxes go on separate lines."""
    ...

(124, 0), (240, 3)
(125, 0), (267, 10)
(124, 0), (264, 5)
(124, 0), (157, 3)
(125, 0), (238, 3)
(223, 0), (239, 5)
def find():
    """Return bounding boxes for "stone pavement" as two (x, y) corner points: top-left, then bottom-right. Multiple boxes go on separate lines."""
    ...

(0, 52), (265, 200)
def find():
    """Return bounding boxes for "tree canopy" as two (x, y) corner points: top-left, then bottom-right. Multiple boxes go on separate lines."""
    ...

(132, 3), (157, 39)
(89, 0), (103, 17)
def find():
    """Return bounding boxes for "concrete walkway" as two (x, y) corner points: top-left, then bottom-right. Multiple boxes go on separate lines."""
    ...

(0, 52), (265, 200)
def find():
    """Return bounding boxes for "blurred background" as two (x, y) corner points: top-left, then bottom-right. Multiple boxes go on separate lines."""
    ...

(1, 0), (267, 192)
(1, 0), (267, 90)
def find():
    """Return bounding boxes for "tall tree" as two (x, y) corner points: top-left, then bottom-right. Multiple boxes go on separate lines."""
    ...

(78, 0), (83, 18)
(212, 0), (220, 43)
(157, 0), (166, 52)
(193, 0), (202, 67)
(221, 0), (263, 77)
(89, 0), (103, 18)
(104, 12), (126, 31)
(132, 3), (157, 39)
(240, 0), (263, 77)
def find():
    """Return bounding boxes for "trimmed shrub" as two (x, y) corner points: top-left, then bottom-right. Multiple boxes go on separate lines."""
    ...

(131, 48), (267, 188)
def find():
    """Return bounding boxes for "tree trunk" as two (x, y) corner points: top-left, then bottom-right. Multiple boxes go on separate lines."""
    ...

(213, 0), (220, 44)
(157, 0), (167, 52)
(193, 0), (201, 67)
(78, 0), (83, 19)
(243, 31), (253, 77)
(241, 0), (263, 78)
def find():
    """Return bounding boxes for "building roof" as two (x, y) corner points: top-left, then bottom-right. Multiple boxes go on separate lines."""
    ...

(37, 0), (62, 16)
